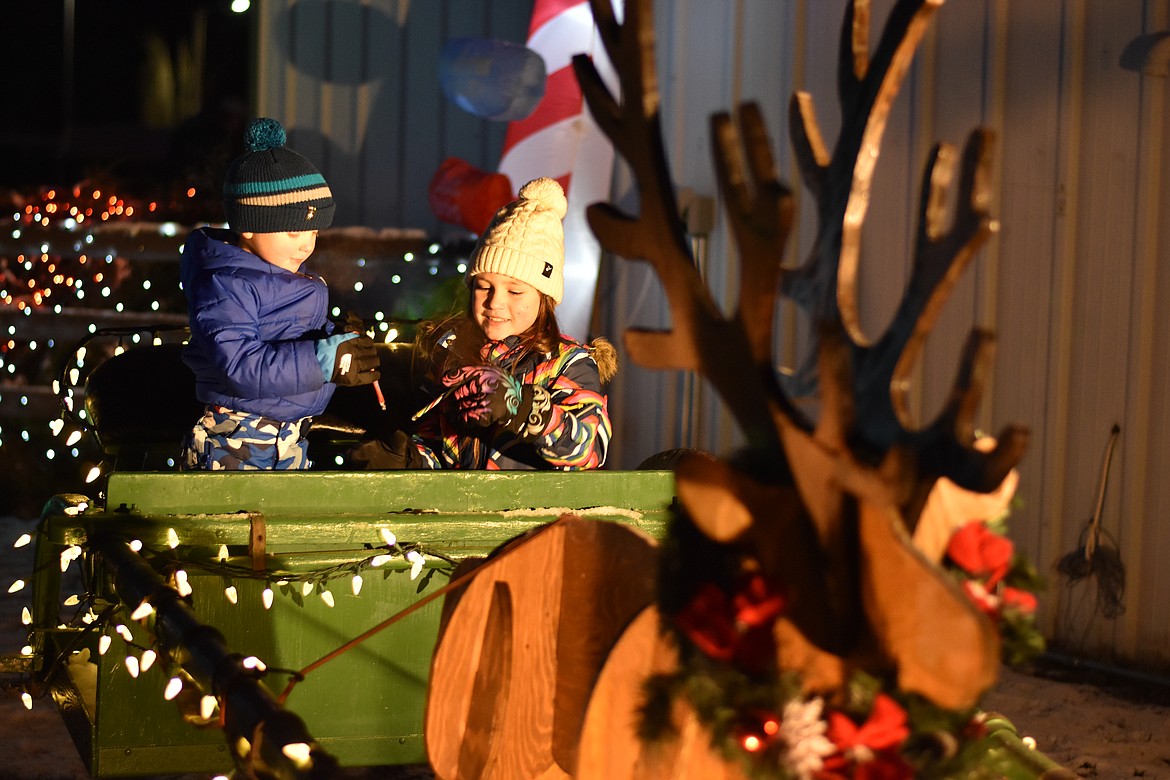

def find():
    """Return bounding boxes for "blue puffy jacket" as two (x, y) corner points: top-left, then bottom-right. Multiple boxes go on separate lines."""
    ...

(180, 226), (336, 421)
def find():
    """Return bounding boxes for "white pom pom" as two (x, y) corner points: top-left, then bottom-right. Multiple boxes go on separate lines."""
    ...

(518, 177), (568, 220)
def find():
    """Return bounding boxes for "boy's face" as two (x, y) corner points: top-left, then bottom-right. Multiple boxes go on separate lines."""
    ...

(471, 272), (540, 341)
(239, 231), (319, 273)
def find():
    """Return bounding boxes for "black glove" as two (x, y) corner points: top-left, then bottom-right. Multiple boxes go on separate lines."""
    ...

(442, 366), (553, 439)
(443, 365), (522, 427)
(501, 384), (553, 440)
(331, 310), (366, 335)
(315, 334), (381, 386)
(348, 430), (426, 469)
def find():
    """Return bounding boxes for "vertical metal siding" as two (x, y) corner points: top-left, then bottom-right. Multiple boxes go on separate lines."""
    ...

(256, 0), (1170, 674)
(257, 0), (526, 229)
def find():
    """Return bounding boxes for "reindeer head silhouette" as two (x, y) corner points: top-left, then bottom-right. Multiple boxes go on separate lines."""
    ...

(574, 0), (1029, 710)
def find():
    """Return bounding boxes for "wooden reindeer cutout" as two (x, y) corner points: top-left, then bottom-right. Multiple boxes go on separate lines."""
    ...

(573, 0), (1028, 709)
(426, 0), (1033, 777)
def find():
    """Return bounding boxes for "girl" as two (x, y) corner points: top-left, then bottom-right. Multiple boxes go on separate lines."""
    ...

(351, 177), (614, 470)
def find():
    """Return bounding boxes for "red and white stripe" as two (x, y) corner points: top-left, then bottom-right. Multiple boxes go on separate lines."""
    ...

(498, 0), (619, 341)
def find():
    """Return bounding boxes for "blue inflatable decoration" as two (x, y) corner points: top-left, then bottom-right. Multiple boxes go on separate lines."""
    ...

(439, 37), (547, 122)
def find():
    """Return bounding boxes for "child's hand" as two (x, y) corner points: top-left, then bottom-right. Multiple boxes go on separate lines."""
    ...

(315, 334), (381, 386)
(348, 430), (425, 469)
(331, 310), (367, 335)
(443, 365), (522, 427)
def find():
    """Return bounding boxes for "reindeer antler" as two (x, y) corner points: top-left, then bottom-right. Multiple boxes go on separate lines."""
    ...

(575, 2), (802, 458)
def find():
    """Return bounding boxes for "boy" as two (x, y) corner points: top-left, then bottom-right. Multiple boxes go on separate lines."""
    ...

(180, 117), (379, 470)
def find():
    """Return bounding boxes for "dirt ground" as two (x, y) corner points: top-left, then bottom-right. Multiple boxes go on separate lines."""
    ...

(3, 513), (1170, 780)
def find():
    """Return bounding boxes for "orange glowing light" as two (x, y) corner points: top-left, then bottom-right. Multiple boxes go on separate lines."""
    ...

(125, 206), (134, 216)
(763, 719), (779, 736)
(186, 187), (196, 198)
(92, 190), (101, 199)
(108, 196), (116, 206)
(149, 202), (158, 211)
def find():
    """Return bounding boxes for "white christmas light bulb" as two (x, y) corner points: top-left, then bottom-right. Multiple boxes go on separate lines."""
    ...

(125, 655), (140, 678)
(200, 695), (217, 720)
(140, 649), (156, 672)
(20, 645), (32, 655)
(21, 607), (31, 625)
(85, 466), (100, 483)
(8, 579), (26, 594)
(380, 527), (397, 546)
(407, 550), (425, 580)
(351, 574), (363, 595)
(116, 624), (133, 642)
(164, 677), (183, 701)
(224, 585), (238, 605)
(262, 587), (274, 610)
(65, 430), (82, 446)
(370, 554), (391, 567)
(14, 533), (32, 548)
(21, 692), (32, 710)
(129, 539), (143, 552)
(282, 743), (312, 768)
(174, 570), (192, 597)
(166, 528), (179, 549)
(242, 656), (266, 672)
(59, 546), (82, 572)
(301, 581), (313, 597)
(63, 594), (80, 606)
(320, 590), (335, 608)
(217, 544), (229, 561)
(130, 601), (153, 620)
(98, 635), (112, 655)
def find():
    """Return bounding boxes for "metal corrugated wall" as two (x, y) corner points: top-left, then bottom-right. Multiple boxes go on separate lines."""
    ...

(253, 0), (529, 230)
(255, 0), (1170, 673)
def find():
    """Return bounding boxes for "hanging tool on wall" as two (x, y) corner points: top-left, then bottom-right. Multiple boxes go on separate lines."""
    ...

(1056, 424), (1126, 618)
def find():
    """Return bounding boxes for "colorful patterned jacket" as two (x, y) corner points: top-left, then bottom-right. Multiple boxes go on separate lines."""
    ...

(412, 335), (610, 469)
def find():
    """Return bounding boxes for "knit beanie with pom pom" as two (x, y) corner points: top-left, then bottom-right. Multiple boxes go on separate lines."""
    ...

(467, 177), (567, 303)
(222, 117), (335, 233)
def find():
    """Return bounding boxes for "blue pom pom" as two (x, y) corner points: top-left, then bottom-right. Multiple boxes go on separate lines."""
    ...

(244, 117), (287, 152)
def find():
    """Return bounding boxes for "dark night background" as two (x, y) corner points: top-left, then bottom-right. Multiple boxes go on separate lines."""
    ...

(1, 0), (251, 198)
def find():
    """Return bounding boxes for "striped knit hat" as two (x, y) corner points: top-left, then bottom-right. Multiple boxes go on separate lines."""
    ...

(467, 177), (567, 303)
(222, 118), (335, 233)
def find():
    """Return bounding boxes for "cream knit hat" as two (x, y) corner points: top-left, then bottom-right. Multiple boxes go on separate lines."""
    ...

(467, 177), (568, 303)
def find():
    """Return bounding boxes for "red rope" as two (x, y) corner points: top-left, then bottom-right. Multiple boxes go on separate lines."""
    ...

(277, 516), (569, 705)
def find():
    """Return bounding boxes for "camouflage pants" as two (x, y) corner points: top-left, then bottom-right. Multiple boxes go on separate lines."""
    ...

(181, 406), (312, 470)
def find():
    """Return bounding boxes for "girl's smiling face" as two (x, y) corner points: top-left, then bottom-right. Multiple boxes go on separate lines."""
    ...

(471, 272), (540, 341)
